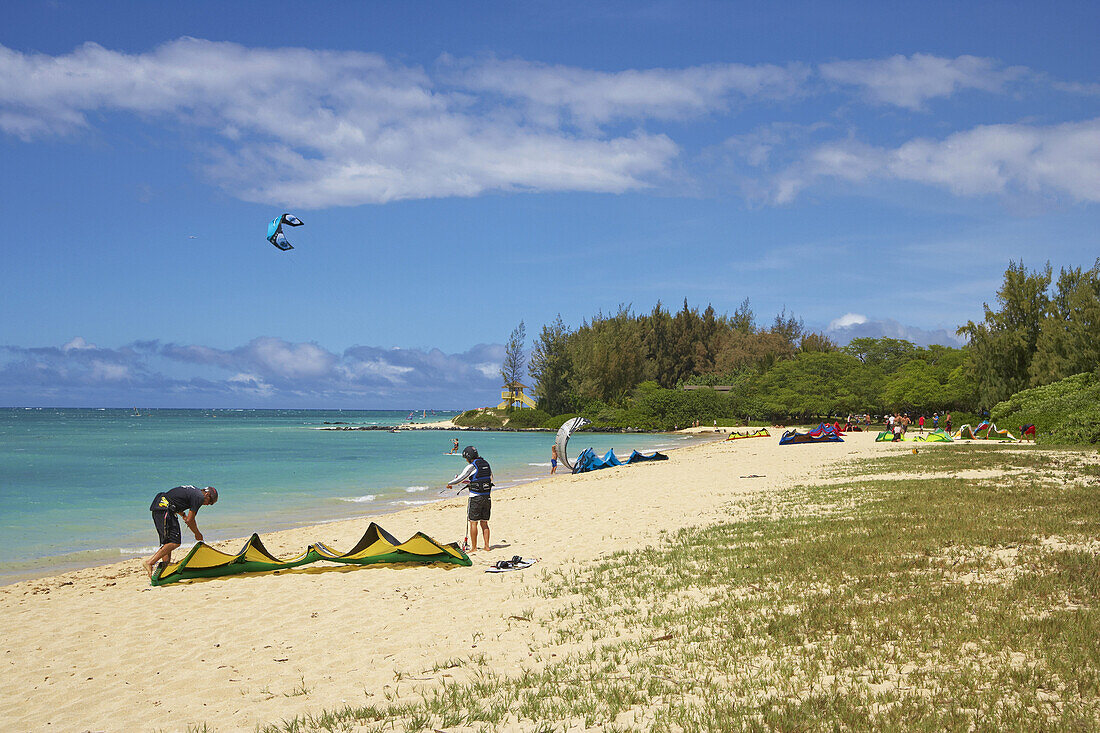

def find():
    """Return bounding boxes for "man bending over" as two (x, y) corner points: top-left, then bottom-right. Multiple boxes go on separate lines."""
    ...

(143, 485), (218, 577)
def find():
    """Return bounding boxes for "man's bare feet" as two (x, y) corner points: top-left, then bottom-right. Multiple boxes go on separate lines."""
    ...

(143, 559), (155, 578)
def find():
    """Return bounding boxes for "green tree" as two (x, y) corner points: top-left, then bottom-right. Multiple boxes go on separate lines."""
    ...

(770, 307), (804, 349)
(713, 329), (795, 373)
(753, 351), (869, 420)
(958, 261), (1052, 407)
(844, 337), (920, 374)
(882, 360), (940, 413)
(1029, 260), (1100, 386)
(730, 297), (755, 334)
(641, 302), (677, 387)
(567, 307), (645, 404)
(669, 299), (706, 384)
(500, 320), (526, 411)
(944, 359), (980, 412)
(799, 332), (837, 353)
(529, 315), (573, 415)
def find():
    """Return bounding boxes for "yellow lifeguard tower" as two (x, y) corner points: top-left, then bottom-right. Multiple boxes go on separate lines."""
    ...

(497, 381), (538, 410)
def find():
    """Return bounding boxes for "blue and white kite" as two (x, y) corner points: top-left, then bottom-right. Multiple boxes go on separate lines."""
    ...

(267, 213), (304, 251)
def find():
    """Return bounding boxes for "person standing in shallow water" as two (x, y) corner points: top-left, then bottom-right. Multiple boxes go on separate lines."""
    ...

(446, 446), (493, 552)
(144, 485), (218, 577)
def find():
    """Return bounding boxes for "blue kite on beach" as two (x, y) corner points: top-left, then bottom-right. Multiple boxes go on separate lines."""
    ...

(266, 213), (304, 251)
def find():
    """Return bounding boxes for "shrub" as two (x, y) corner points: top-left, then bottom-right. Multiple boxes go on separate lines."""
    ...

(453, 409), (507, 429)
(991, 372), (1100, 445)
(503, 408), (551, 429)
(542, 413), (581, 430)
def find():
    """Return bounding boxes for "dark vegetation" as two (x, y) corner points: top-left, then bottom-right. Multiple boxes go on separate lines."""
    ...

(502, 299), (975, 431)
(992, 372), (1100, 445)
(454, 259), (1100, 442)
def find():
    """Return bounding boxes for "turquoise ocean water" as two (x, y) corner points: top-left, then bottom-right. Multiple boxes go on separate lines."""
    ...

(0, 408), (700, 584)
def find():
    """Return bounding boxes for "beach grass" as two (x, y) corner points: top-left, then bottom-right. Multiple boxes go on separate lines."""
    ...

(260, 447), (1100, 731)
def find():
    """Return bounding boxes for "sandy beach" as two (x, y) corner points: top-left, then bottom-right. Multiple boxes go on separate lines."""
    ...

(0, 430), (941, 730)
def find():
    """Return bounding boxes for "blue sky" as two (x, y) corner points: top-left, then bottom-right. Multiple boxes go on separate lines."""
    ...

(1, 0), (1098, 408)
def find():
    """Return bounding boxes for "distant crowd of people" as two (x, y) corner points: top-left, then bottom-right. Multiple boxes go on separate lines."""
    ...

(882, 411), (952, 441)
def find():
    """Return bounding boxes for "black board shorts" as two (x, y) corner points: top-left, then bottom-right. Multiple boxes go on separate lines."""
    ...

(152, 509), (182, 546)
(467, 494), (491, 522)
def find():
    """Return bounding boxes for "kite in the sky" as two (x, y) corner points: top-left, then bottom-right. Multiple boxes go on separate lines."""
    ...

(267, 213), (304, 251)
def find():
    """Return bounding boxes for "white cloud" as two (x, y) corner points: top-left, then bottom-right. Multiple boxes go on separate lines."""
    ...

(0, 337), (509, 407)
(448, 56), (808, 127)
(242, 337), (334, 379)
(4, 41), (1094, 209)
(826, 317), (964, 347)
(0, 39), (720, 206)
(888, 120), (1100, 199)
(227, 372), (275, 397)
(62, 336), (97, 351)
(474, 362), (500, 380)
(819, 53), (1025, 110)
(828, 313), (868, 330)
(90, 360), (129, 381)
(337, 359), (415, 383)
(769, 118), (1100, 204)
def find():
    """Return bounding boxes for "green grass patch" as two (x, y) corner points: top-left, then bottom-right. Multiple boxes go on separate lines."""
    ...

(260, 449), (1100, 731)
(830, 443), (1095, 478)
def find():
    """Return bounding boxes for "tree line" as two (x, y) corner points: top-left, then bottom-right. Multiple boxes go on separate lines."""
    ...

(520, 299), (978, 427)
(482, 258), (1098, 433)
(959, 259), (1100, 407)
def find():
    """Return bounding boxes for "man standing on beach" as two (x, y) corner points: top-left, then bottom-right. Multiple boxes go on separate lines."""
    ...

(446, 446), (493, 552)
(550, 444), (558, 475)
(144, 485), (218, 577)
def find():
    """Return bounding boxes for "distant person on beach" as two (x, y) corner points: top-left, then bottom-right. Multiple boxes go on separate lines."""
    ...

(918, 415), (925, 433)
(446, 446), (493, 552)
(144, 485), (218, 577)
(550, 444), (558, 474)
(451, 438), (459, 454)
(945, 413), (952, 433)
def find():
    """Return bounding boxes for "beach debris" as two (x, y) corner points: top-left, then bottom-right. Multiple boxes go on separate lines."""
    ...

(266, 213), (304, 251)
